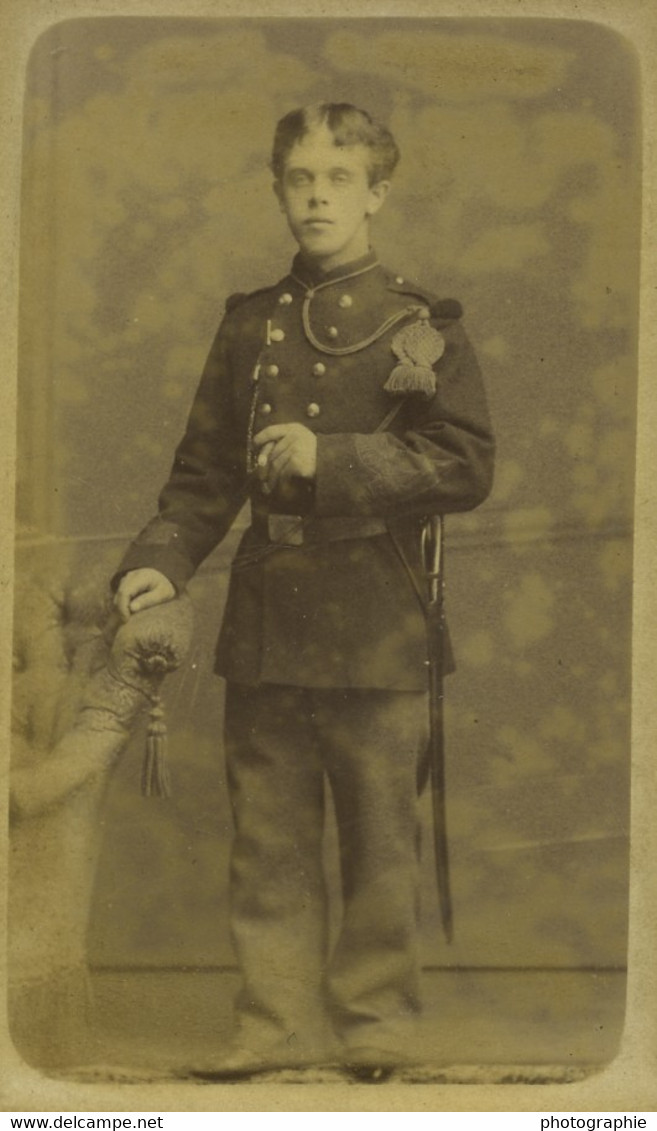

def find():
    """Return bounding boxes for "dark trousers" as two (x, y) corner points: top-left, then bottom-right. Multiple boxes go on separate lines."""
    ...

(224, 682), (429, 1061)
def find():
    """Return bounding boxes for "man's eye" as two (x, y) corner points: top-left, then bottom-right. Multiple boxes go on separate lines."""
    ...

(288, 173), (310, 187)
(331, 173), (351, 185)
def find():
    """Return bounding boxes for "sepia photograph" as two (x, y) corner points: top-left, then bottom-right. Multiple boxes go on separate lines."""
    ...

(2, 5), (653, 1113)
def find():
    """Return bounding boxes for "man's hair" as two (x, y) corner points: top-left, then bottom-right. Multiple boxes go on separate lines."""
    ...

(271, 103), (400, 186)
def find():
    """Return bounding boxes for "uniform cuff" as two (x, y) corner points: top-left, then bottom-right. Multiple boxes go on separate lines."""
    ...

(314, 433), (372, 516)
(111, 543), (195, 595)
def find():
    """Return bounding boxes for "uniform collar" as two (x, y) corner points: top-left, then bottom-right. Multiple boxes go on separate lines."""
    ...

(290, 248), (379, 290)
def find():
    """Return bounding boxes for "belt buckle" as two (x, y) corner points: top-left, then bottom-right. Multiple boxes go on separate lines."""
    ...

(267, 514), (304, 546)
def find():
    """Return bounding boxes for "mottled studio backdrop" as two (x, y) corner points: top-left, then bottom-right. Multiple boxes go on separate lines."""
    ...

(16, 19), (638, 973)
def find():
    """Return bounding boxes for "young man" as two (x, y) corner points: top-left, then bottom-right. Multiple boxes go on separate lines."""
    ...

(114, 103), (494, 1079)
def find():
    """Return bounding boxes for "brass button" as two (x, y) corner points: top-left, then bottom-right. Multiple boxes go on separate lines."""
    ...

(266, 364), (279, 377)
(395, 275), (405, 284)
(278, 293), (293, 305)
(312, 362), (326, 377)
(327, 326), (339, 339)
(270, 328), (285, 342)
(259, 402), (273, 415)
(306, 403), (321, 418)
(338, 294), (353, 309)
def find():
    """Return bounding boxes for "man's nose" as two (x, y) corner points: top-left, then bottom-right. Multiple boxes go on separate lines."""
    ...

(308, 179), (330, 206)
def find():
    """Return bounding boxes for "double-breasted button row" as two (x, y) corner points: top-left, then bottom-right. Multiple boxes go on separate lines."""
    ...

(257, 401), (321, 419)
(260, 361), (328, 379)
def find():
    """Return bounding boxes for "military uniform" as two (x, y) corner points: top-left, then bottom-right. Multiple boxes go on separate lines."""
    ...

(117, 248), (494, 1065)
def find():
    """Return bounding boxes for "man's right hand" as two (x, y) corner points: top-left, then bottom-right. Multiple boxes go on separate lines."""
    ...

(114, 568), (176, 622)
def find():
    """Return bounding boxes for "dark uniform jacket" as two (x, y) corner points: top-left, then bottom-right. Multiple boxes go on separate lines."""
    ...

(117, 249), (494, 691)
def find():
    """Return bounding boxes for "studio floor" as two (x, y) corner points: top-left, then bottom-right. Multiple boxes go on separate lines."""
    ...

(53, 967), (627, 1086)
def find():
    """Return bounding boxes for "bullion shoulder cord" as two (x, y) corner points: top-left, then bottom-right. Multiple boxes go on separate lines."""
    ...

(301, 299), (424, 356)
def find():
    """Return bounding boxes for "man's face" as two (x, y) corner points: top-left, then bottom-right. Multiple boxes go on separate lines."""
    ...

(274, 124), (389, 271)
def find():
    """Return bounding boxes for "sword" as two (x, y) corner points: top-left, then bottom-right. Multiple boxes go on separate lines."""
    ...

(422, 513), (453, 944)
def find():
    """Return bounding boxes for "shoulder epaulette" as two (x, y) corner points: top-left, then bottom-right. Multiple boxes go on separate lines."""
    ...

(224, 280), (283, 314)
(385, 273), (434, 304)
(224, 292), (249, 313)
(385, 273), (463, 322)
(431, 298), (463, 322)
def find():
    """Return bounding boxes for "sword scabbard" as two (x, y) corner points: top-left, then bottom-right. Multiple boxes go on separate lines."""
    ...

(423, 514), (453, 943)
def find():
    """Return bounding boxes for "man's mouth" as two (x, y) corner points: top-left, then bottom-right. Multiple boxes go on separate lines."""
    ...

(304, 218), (333, 226)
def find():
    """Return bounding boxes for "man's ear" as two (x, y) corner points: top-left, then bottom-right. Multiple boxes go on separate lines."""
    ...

(366, 179), (390, 217)
(273, 180), (286, 213)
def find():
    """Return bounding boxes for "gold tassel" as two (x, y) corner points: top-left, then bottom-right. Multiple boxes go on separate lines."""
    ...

(143, 696), (171, 798)
(384, 363), (437, 397)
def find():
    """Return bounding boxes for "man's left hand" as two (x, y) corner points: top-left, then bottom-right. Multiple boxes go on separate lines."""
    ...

(253, 423), (317, 495)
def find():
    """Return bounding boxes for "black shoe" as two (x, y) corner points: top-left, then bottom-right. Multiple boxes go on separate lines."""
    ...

(184, 1044), (317, 1082)
(342, 1046), (399, 1083)
(184, 1049), (283, 1082)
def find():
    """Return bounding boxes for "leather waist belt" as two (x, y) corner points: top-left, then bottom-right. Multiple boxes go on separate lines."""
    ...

(251, 512), (388, 547)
